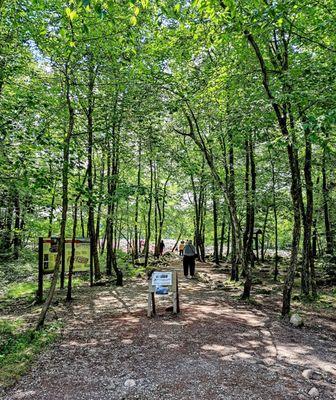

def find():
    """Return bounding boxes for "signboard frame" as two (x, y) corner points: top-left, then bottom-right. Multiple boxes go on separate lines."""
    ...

(37, 237), (92, 303)
(147, 270), (180, 317)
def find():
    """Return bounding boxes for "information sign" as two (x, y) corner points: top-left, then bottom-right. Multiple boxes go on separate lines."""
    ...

(151, 271), (172, 287)
(42, 238), (90, 274)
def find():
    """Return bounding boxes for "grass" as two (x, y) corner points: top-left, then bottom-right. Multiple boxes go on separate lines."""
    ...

(0, 275), (91, 304)
(0, 319), (61, 388)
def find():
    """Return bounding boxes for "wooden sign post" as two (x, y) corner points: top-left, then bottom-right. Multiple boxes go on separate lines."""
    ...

(147, 271), (180, 317)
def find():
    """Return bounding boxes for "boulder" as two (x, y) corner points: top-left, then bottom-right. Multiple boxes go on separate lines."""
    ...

(308, 387), (319, 398)
(290, 313), (304, 328)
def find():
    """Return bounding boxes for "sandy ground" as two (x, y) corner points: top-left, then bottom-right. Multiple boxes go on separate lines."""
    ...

(1, 257), (336, 400)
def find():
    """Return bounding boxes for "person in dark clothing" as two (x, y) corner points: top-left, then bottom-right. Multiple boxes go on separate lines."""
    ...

(159, 240), (165, 256)
(183, 240), (196, 278)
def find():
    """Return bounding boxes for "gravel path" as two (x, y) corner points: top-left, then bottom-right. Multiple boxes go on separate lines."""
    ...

(2, 259), (336, 400)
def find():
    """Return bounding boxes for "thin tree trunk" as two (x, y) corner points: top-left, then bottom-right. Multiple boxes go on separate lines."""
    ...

(268, 148), (279, 281)
(219, 206), (226, 260)
(212, 181), (219, 265)
(144, 159), (153, 267)
(242, 140), (255, 299)
(86, 54), (100, 281)
(2, 193), (13, 253)
(79, 202), (85, 237)
(36, 62), (74, 330)
(95, 162), (104, 251)
(48, 180), (57, 238)
(322, 130), (334, 255)
(134, 141), (141, 259)
(13, 191), (21, 260)
(244, 30), (302, 316)
(226, 223), (231, 258)
(67, 204), (78, 301)
(261, 206), (269, 262)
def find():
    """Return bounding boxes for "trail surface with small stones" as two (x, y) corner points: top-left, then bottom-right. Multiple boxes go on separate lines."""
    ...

(2, 257), (336, 400)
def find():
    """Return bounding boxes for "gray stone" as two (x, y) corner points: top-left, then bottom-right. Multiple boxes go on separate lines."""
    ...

(302, 369), (321, 380)
(302, 369), (314, 379)
(124, 379), (136, 388)
(308, 387), (319, 398)
(290, 313), (304, 327)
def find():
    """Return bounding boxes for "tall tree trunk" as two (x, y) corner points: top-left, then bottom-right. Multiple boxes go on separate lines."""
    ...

(144, 159), (153, 267)
(134, 141), (141, 259)
(80, 202), (85, 237)
(244, 30), (302, 316)
(67, 204), (78, 301)
(2, 193), (13, 253)
(226, 222), (231, 259)
(242, 140), (255, 299)
(86, 54), (100, 281)
(95, 162), (105, 252)
(48, 180), (57, 238)
(269, 148), (279, 281)
(219, 207), (226, 260)
(154, 163), (159, 258)
(180, 109), (242, 266)
(261, 206), (269, 262)
(228, 130), (239, 279)
(322, 130), (334, 255)
(36, 63), (74, 329)
(212, 182), (219, 265)
(106, 130), (122, 285)
(154, 169), (170, 258)
(13, 191), (21, 260)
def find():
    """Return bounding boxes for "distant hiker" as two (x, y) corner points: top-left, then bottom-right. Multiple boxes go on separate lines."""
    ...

(178, 240), (185, 256)
(159, 240), (165, 256)
(183, 240), (196, 278)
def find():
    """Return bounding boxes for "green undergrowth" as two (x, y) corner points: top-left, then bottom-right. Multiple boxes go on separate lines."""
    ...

(304, 289), (336, 309)
(1, 276), (88, 304)
(0, 319), (61, 388)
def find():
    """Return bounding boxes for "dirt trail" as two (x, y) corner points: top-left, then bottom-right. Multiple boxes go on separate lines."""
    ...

(2, 258), (336, 400)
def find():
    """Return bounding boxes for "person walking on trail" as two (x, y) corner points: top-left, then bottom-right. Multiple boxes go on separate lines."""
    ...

(183, 240), (196, 278)
(159, 240), (165, 256)
(178, 240), (185, 256)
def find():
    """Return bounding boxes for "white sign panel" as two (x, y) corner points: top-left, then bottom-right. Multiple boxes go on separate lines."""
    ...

(152, 271), (172, 287)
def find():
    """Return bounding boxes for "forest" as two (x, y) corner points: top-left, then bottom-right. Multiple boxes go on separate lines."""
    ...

(0, 1), (335, 399)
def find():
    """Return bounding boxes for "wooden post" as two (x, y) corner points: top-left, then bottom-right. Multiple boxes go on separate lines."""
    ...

(147, 291), (156, 317)
(176, 272), (180, 313)
(148, 271), (179, 317)
(173, 271), (178, 314)
(151, 292), (156, 315)
(37, 237), (44, 303)
(147, 292), (152, 317)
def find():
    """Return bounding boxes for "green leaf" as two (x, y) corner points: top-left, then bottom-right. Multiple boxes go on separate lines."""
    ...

(65, 7), (77, 21)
